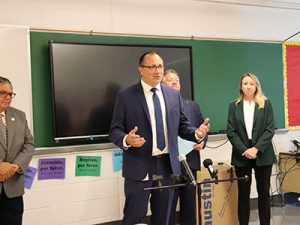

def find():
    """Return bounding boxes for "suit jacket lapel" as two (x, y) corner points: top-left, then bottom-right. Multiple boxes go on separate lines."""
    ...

(135, 83), (151, 126)
(253, 104), (259, 125)
(161, 85), (170, 125)
(6, 108), (16, 149)
(252, 103), (259, 137)
(236, 101), (247, 132)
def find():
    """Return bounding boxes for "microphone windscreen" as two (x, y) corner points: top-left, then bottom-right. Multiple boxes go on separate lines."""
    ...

(178, 154), (186, 162)
(203, 158), (213, 168)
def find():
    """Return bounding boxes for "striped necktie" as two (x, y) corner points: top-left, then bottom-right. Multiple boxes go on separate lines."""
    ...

(0, 114), (7, 146)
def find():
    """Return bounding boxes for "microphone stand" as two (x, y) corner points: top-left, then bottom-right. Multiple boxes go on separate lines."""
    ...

(144, 169), (249, 225)
(144, 181), (191, 191)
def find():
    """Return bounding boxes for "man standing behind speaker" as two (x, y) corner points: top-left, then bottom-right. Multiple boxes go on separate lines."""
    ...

(163, 69), (208, 225)
(0, 76), (35, 225)
(109, 52), (210, 225)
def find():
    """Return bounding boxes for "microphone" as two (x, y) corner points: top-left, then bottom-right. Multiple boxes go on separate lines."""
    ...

(178, 154), (196, 186)
(291, 139), (300, 150)
(203, 158), (218, 179)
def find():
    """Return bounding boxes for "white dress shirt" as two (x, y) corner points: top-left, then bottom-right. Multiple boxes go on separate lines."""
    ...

(141, 80), (169, 156)
(243, 100), (255, 140)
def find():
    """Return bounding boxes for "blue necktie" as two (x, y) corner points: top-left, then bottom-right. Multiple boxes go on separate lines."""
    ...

(151, 88), (165, 151)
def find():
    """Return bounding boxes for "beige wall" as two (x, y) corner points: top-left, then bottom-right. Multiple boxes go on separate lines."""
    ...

(1, 0), (300, 41)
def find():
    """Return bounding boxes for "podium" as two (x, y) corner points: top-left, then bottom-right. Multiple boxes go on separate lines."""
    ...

(196, 165), (238, 225)
(279, 152), (300, 193)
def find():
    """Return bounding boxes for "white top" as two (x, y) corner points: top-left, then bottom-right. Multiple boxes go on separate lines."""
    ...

(243, 100), (255, 140)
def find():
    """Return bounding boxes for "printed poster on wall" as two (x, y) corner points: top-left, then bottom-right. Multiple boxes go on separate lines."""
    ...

(38, 158), (66, 180)
(24, 166), (37, 189)
(283, 42), (300, 129)
(112, 150), (123, 171)
(75, 155), (101, 176)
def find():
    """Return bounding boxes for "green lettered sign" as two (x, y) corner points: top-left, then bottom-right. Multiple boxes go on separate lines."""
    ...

(75, 156), (101, 176)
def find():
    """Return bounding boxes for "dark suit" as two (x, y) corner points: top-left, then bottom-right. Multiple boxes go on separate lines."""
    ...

(227, 100), (276, 225)
(0, 107), (35, 225)
(169, 98), (206, 225)
(109, 82), (198, 225)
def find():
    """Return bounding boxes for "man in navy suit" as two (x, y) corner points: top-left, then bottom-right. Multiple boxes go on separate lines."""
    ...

(109, 52), (210, 225)
(163, 69), (208, 225)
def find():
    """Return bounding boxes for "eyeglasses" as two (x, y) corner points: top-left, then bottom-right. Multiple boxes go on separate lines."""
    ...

(141, 65), (164, 71)
(0, 90), (16, 98)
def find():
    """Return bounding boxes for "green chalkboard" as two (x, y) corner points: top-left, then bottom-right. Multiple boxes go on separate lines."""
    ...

(192, 40), (284, 133)
(30, 32), (284, 147)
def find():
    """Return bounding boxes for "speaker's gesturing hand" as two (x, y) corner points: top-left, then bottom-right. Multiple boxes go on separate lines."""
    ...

(126, 126), (146, 148)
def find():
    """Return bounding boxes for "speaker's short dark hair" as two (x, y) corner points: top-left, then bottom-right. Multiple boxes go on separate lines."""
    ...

(139, 51), (160, 66)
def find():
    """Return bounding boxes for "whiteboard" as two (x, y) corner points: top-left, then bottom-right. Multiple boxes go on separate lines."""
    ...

(0, 24), (33, 132)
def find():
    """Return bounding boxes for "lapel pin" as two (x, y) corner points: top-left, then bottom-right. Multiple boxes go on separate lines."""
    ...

(11, 117), (15, 121)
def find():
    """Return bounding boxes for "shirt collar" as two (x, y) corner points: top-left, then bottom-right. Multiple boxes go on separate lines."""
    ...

(141, 80), (162, 93)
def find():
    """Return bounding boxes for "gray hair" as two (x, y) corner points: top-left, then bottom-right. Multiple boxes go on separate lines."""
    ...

(164, 69), (178, 76)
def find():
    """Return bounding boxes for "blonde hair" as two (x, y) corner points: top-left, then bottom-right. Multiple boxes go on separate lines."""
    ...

(236, 73), (267, 108)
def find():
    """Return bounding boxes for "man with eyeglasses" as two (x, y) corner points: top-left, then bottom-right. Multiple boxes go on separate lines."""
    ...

(109, 52), (210, 225)
(0, 76), (35, 225)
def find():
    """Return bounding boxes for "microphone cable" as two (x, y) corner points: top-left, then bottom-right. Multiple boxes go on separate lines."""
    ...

(205, 139), (229, 149)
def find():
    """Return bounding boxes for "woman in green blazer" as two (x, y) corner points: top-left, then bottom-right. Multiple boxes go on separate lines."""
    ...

(227, 73), (276, 225)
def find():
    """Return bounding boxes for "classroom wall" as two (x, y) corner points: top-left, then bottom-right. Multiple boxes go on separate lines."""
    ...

(23, 148), (122, 225)
(1, 1), (300, 224)
(1, 0), (300, 41)
(0, 25), (33, 131)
